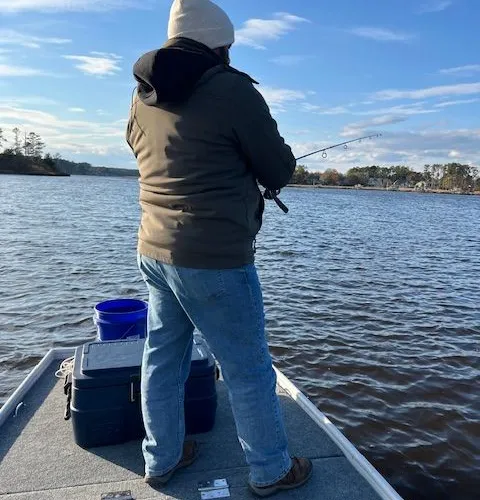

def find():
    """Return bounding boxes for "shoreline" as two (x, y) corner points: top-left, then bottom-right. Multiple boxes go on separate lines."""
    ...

(287, 184), (480, 196)
(0, 171), (70, 177)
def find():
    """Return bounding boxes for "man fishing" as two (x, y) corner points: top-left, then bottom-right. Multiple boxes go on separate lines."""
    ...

(126, 0), (312, 496)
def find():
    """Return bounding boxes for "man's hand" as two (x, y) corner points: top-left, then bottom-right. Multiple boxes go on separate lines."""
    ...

(264, 189), (289, 214)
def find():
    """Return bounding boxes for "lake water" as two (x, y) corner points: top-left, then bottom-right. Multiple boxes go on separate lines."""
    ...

(1, 175), (479, 499)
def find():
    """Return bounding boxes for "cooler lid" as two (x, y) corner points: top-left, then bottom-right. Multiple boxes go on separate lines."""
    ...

(81, 340), (144, 375)
(73, 335), (215, 388)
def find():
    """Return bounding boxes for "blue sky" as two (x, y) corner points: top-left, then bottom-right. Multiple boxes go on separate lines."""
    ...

(0, 0), (479, 172)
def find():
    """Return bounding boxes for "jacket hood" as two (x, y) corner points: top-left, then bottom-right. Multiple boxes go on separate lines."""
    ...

(133, 37), (224, 106)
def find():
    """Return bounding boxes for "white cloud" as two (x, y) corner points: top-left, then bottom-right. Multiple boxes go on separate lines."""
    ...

(90, 51), (121, 58)
(0, 64), (45, 77)
(258, 86), (306, 112)
(289, 129), (312, 136)
(270, 55), (312, 66)
(439, 64), (480, 77)
(349, 27), (414, 42)
(0, 96), (58, 106)
(322, 107), (349, 115)
(0, 104), (127, 157)
(418, 1), (452, 14)
(378, 129), (480, 166)
(68, 107), (86, 113)
(301, 103), (321, 112)
(303, 101), (438, 117)
(0, 29), (71, 48)
(291, 140), (332, 159)
(236, 13), (309, 50)
(0, 0), (140, 13)
(373, 82), (480, 100)
(435, 98), (480, 108)
(357, 102), (437, 116)
(64, 53), (122, 76)
(341, 115), (409, 137)
(302, 103), (350, 115)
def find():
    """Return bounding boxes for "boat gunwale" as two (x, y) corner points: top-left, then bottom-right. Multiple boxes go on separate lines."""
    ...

(0, 348), (74, 427)
(0, 349), (402, 500)
(274, 367), (402, 500)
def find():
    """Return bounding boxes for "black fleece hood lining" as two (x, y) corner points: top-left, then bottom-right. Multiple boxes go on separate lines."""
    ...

(133, 38), (225, 106)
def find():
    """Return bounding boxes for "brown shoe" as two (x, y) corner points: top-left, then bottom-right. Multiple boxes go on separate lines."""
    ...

(249, 457), (313, 498)
(145, 440), (199, 486)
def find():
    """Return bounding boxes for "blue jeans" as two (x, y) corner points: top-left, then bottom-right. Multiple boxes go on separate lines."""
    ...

(137, 254), (292, 486)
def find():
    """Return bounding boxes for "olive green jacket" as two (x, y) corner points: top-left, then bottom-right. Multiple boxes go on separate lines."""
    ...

(127, 41), (296, 269)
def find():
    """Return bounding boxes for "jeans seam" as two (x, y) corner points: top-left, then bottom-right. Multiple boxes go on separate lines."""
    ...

(243, 265), (263, 335)
(175, 333), (192, 465)
(217, 269), (225, 296)
(273, 378), (281, 449)
(243, 266), (289, 485)
(245, 267), (282, 451)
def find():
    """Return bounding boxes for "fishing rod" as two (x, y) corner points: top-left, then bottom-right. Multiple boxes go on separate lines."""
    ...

(264, 133), (382, 213)
(295, 133), (382, 161)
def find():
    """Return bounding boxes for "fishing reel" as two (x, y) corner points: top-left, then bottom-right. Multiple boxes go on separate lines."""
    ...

(264, 189), (289, 214)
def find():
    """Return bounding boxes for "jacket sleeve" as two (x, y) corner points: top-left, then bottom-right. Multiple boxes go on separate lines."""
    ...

(231, 77), (296, 190)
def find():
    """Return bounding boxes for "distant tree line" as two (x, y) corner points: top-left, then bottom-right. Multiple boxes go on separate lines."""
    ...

(2, 126), (478, 188)
(291, 164), (480, 192)
(55, 157), (138, 177)
(0, 126), (136, 177)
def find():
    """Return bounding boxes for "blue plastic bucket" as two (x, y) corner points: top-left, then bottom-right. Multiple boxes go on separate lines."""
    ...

(93, 299), (148, 341)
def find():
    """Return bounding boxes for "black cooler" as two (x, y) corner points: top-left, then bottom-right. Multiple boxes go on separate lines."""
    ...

(69, 335), (217, 448)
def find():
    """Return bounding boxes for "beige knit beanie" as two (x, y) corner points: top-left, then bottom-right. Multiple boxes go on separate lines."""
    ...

(168, 0), (235, 50)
